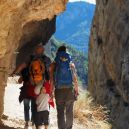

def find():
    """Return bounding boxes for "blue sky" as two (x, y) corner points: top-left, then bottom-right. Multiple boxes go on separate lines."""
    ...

(69, 0), (96, 4)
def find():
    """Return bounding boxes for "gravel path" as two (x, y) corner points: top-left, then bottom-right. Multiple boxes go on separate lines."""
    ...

(2, 80), (86, 129)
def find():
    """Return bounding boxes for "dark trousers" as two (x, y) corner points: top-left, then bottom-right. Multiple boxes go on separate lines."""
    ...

(35, 110), (49, 126)
(23, 98), (37, 122)
(55, 88), (74, 129)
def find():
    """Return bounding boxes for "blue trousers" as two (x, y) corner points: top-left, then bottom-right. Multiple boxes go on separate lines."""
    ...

(23, 98), (37, 122)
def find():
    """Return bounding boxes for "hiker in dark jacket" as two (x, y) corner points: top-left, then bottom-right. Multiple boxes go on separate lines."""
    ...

(18, 65), (36, 127)
(50, 46), (79, 129)
(11, 44), (51, 128)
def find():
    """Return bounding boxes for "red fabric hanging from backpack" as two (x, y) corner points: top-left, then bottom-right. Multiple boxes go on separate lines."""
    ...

(43, 81), (55, 108)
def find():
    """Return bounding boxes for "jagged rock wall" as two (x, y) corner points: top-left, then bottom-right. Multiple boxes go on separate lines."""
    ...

(88, 0), (129, 129)
(0, 0), (68, 119)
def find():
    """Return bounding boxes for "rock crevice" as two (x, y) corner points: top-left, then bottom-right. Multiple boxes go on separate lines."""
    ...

(89, 0), (129, 128)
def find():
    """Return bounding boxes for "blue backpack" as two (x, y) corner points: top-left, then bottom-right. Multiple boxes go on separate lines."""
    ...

(55, 51), (73, 88)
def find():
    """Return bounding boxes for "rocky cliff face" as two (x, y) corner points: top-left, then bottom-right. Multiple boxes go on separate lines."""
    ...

(0, 0), (67, 120)
(88, 0), (129, 129)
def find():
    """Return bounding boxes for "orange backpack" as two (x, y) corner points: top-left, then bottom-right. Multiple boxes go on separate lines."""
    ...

(29, 59), (45, 85)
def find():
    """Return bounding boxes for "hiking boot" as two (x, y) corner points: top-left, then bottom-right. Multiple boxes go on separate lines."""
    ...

(32, 121), (35, 126)
(38, 125), (44, 129)
(24, 121), (29, 129)
(31, 122), (36, 129)
(44, 125), (49, 129)
(32, 125), (36, 129)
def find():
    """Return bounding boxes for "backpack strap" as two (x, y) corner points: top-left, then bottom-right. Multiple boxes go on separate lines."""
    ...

(42, 56), (50, 81)
(29, 60), (36, 85)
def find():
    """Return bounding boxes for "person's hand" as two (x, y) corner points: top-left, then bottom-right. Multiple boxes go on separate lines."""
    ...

(42, 87), (46, 93)
(50, 91), (54, 99)
(18, 76), (23, 84)
(74, 86), (79, 97)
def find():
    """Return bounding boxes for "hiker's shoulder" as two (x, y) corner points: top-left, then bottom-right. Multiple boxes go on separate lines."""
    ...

(41, 54), (50, 60)
(42, 55), (52, 65)
(42, 54), (51, 60)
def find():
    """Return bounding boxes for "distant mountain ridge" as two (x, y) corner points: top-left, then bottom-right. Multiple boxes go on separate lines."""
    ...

(54, 1), (95, 53)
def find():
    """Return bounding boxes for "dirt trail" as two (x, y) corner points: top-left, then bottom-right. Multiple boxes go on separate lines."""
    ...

(2, 80), (86, 129)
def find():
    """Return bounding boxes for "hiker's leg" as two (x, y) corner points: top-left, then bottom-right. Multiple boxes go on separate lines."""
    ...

(65, 100), (74, 129)
(34, 112), (40, 129)
(31, 98), (37, 125)
(55, 89), (66, 129)
(35, 111), (49, 129)
(23, 98), (30, 124)
(43, 111), (49, 129)
(38, 125), (44, 129)
(56, 101), (65, 129)
(44, 125), (49, 129)
(35, 111), (50, 129)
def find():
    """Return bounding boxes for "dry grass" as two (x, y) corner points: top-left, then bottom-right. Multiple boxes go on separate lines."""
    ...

(74, 91), (112, 129)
